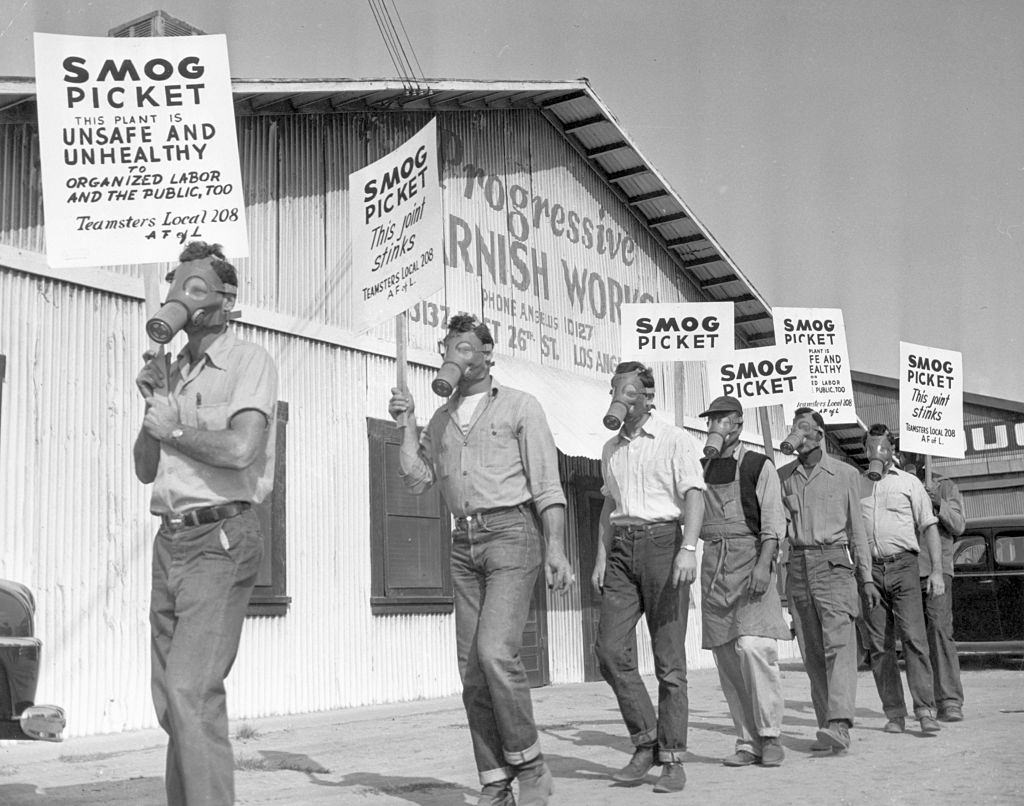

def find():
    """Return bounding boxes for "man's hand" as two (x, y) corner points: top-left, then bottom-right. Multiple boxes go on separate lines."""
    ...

(926, 571), (945, 598)
(136, 350), (167, 400)
(862, 580), (882, 610)
(388, 387), (416, 421)
(670, 549), (698, 588)
(142, 395), (180, 442)
(748, 562), (771, 598)
(545, 548), (574, 594)
(591, 554), (606, 595)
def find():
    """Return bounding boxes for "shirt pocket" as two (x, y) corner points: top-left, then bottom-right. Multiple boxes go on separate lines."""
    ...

(482, 423), (520, 470)
(196, 402), (230, 432)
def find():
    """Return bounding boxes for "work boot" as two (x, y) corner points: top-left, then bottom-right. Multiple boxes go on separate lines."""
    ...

(759, 737), (785, 767)
(919, 715), (941, 734)
(722, 749), (759, 767)
(938, 704), (964, 722)
(652, 762), (686, 793)
(611, 744), (657, 783)
(477, 780), (515, 806)
(815, 719), (851, 752)
(516, 761), (553, 806)
(883, 717), (905, 734)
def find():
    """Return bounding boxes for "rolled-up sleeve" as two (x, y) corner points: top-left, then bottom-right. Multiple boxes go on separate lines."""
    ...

(518, 395), (566, 512)
(671, 432), (706, 498)
(228, 344), (277, 426)
(399, 415), (439, 495)
(937, 479), (966, 537)
(910, 477), (939, 533)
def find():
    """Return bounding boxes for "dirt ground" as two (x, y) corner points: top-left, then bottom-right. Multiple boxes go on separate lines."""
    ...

(1, 657), (1022, 805)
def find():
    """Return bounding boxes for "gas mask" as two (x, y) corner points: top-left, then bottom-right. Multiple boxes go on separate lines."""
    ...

(703, 416), (738, 458)
(146, 257), (238, 344)
(864, 434), (895, 481)
(780, 417), (823, 455)
(604, 369), (649, 431)
(431, 331), (492, 397)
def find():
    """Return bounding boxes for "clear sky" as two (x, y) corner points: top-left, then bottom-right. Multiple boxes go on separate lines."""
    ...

(2, 0), (1022, 401)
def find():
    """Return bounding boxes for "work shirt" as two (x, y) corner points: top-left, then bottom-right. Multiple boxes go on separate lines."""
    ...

(601, 413), (705, 526)
(918, 472), (966, 577)
(859, 467), (938, 559)
(778, 451), (872, 584)
(401, 380), (565, 517)
(150, 327), (278, 515)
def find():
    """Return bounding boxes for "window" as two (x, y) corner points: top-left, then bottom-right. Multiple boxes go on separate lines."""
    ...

(367, 417), (453, 615)
(248, 401), (290, 616)
(953, 536), (988, 571)
(995, 532), (1024, 569)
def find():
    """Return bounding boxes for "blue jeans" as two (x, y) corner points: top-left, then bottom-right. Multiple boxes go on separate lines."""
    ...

(595, 525), (690, 761)
(861, 551), (936, 719)
(922, 573), (963, 709)
(451, 504), (543, 785)
(150, 509), (263, 806)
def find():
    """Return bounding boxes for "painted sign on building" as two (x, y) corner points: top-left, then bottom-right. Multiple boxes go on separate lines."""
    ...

(899, 341), (965, 458)
(619, 302), (733, 362)
(33, 33), (248, 267)
(349, 118), (444, 333)
(772, 307), (855, 423)
(707, 345), (812, 409)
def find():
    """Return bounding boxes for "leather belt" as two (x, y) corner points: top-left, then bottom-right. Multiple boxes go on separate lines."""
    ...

(454, 503), (530, 530)
(790, 543), (849, 551)
(614, 520), (678, 539)
(872, 549), (918, 564)
(160, 501), (251, 531)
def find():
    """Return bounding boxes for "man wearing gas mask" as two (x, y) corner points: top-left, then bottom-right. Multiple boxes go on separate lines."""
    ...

(897, 451), (966, 723)
(697, 396), (790, 768)
(388, 314), (572, 806)
(591, 362), (705, 794)
(777, 408), (877, 754)
(133, 241), (278, 806)
(859, 425), (945, 736)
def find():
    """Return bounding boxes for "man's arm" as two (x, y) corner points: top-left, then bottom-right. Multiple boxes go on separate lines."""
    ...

(671, 488), (704, 588)
(539, 503), (573, 593)
(143, 398), (270, 469)
(591, 495), (616, 594)
(921, 523), (946, 597)
(388, 388), (437, 493)
(749, 458), (783, 596)
(133, 425), (161, 483)
(933, 478), (966, 538)
(847, 475), (881, 609)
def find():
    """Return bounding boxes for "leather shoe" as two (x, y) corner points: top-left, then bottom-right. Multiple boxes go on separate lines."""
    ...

(517, 763), (553, 806)
(919, 716), (941, 734)
(477, 781), (515, 806)
(722, 749), (759, 767)
(883, 717), (905, 734)
(938, 704), (963, 722)
(611, 745), (656, 783)
(759, 737), (785, 767)
(815, 720), (851, 752)
(652, 763), (686, 793)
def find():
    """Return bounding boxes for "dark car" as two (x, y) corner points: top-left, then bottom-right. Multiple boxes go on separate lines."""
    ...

(0, 579), (65, 740)
(952, 515), (1024, 654)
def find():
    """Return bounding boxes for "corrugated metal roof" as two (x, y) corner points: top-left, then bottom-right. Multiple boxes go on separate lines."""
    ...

(0, 75), (774, 344)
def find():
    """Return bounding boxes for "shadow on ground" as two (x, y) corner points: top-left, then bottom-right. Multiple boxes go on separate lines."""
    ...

(0, 778), (164, 805)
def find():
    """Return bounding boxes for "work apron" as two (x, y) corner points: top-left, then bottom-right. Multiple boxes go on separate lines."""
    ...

(700, 446), (790, 648)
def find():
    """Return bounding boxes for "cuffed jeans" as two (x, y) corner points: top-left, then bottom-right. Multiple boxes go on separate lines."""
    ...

(861, 551), (936, 719)
(712, 636), (784, 756)
(150, 509), (263, 806)
(451, 505), (543, 785)
(786, 548), (860, 727)
(922, 573), (963, 709)
(595, 526), (689, 761)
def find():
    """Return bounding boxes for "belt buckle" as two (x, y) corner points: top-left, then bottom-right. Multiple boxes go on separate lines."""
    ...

(165, 513), (185, 530)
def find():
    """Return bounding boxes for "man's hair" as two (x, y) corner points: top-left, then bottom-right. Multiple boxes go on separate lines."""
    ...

(864, 423), (896, 447)
(612, 361), (655, 388)
(168, 241), (238, 289)
(793, 407), (825, 430)
(446, 313), (494, 346)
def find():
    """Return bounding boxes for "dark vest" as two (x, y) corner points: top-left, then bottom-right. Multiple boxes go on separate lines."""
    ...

(701, 450), (771, 537)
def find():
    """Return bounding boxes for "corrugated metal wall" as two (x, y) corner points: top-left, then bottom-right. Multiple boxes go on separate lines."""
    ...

(1, 107), (807, 736)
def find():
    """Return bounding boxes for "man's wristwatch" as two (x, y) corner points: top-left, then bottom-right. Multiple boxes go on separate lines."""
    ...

(169, 427), (184, 442)
(682, 544), (697, 552)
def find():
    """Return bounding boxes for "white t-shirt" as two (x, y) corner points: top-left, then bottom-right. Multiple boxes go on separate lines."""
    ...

(454, 391), (487, 432)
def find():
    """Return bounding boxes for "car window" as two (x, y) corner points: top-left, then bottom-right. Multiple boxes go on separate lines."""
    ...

(953, 535), (988, 571)
(995, 531), (1024, 569)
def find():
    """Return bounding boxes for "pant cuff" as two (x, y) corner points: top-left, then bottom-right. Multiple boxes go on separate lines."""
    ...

(503, 738), (541, 766)
(884, 709), (908, 719)
(658, 748), (686, 764)
(479, 766), (514, 786)
(914, 708), (935, 720)
(631, 729), (658, 747)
